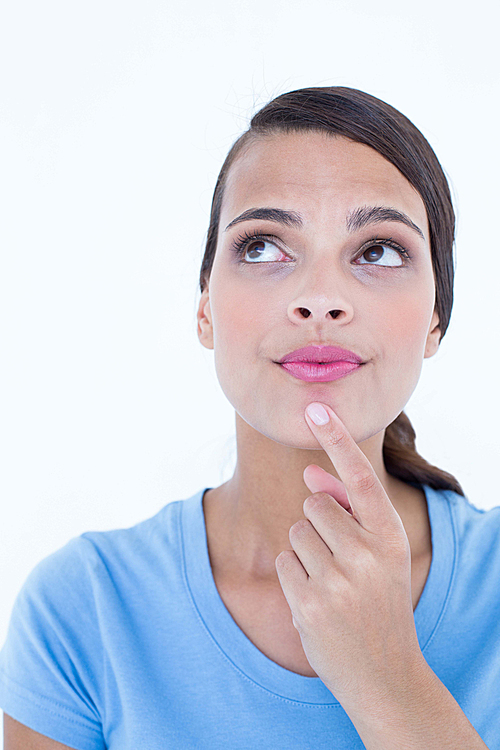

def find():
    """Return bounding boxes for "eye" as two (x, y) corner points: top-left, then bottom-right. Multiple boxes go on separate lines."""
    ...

(231, 233), (289, 263)
(356, 242), (409, 267)
(230, 232), (411, 267)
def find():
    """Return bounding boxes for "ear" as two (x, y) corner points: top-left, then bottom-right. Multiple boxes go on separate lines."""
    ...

(424, 308), (441, 359)
(197, 287), (214, 350)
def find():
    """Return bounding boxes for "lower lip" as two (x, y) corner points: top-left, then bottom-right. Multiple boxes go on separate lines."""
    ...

(279, 361), (362, 382)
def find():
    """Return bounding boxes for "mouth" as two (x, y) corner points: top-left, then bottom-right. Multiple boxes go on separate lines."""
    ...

(277, 360), (364, 382)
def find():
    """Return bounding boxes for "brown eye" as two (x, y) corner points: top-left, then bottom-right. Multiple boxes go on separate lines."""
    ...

(246, 241), (267, 260)
(364, 245), (384, 262)
(233, 236), (290, 263)
(357, 243), (405, 267)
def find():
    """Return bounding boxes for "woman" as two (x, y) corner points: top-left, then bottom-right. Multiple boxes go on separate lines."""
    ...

(1, 87), (495, 749)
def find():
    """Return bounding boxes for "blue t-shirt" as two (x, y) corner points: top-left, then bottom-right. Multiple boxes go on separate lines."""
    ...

(1, 484), (499, 749)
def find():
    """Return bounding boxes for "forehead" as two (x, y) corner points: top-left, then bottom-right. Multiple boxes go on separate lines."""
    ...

(221, 131), (428, 234)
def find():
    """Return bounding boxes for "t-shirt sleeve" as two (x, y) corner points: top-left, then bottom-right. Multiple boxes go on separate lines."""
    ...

(0, 537), (106, 750)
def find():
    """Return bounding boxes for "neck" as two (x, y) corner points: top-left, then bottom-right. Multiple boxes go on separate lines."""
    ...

(203, 412), (424, 586)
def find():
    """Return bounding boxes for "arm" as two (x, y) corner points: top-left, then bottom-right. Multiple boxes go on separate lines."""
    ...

(347, 661), (489, 750)
(4, 714), (76, 750)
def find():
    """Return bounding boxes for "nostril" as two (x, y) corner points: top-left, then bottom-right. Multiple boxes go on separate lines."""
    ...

(296, 308), (341, 319)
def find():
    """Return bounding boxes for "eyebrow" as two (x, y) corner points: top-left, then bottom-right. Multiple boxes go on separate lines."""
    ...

(346, 205), (425, 239)
(224, 207), (303, 232)
(223, 205), (425, 240)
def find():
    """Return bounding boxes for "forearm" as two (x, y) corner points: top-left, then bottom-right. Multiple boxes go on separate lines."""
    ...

(343, 661), (489, 750)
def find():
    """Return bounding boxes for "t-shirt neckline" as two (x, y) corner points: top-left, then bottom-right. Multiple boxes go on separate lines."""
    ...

(180, 483), (455, 704)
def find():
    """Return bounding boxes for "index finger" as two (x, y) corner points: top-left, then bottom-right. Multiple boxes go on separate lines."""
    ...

(304, 401), (402, 534)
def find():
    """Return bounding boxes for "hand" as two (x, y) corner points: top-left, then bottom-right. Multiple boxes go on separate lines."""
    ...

(274, 401), (426, 715)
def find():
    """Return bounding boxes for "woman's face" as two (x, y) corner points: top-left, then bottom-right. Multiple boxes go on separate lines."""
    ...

(198, 131), (441, 448)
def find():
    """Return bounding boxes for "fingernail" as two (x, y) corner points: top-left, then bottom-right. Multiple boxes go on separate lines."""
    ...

(306, 403), (329, 425)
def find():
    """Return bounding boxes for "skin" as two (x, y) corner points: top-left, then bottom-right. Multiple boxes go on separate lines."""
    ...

(3, 132), (481, 750)
(196, 130), (440, 592)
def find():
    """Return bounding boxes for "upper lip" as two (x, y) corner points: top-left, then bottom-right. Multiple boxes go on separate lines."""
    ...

(278, 345), (364, 364)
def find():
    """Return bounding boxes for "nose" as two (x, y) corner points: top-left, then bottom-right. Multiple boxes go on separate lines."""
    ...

(287, 291), (354, 324)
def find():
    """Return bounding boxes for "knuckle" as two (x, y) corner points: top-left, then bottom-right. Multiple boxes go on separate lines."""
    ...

(358, 546), (378, 570)
(301, 596), (321, 624)
(276, 549), (294, 569)
(289, 519), (311, 539)
(389, 535), (411, 561)
(304, 492), (329, 511)
(324, 428), (349, 450)
(351, 470), (378, 494)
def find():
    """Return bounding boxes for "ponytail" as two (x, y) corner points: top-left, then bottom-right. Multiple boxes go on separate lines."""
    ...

(383, 411), (465, 496)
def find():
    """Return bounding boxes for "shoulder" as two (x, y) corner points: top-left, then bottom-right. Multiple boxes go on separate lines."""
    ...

(442, 486), (500, 528)
(0, 496), (193, 749)
(434, 486), (500, 563)
(11, 499), (184, 638)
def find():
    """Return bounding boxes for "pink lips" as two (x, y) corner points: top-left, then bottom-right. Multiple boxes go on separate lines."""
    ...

(277, 345), (364, 382)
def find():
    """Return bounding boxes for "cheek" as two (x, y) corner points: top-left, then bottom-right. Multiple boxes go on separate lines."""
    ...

(378, 292), (433, 389)
(391, 294), (432, 349)
(212, 286), (262, 352)
(209, 282), (269, 395)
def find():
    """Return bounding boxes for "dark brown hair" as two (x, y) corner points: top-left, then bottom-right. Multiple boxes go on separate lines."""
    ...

(199, 86), (464, 497)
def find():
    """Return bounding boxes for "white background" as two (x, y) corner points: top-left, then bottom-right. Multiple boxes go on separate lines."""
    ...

(0, 0), (499, 740)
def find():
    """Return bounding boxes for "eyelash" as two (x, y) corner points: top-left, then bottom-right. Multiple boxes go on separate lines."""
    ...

(230, 230), (411, 265)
